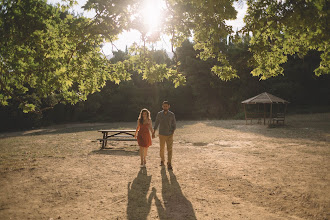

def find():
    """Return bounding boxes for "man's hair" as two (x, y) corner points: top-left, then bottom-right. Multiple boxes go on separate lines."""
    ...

(162, 100), (170, 105)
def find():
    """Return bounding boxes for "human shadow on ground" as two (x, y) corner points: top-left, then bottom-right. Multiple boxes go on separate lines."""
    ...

(154, 167), (197, 220)
(127, 168), (154, 220)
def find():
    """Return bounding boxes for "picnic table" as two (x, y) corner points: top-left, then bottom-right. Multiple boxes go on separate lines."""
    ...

(97, 130), (136, 149)
(271, 113), (286, 124)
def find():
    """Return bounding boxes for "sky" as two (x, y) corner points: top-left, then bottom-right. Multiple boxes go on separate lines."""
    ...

(47, 0), (247, 56)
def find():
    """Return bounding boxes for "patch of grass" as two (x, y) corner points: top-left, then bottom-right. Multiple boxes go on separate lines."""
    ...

(288, 105), (330, 114)
(232, 111), (245, 120)
(192, 142), (208, 146)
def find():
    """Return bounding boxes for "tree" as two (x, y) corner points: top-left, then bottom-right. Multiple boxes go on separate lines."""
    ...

(0, 0), (122, 113)
(1, 0), (329, 114)
(84, 0), (329, 80)
(244, 0), (329, 79)
(83, 0), (239, 82)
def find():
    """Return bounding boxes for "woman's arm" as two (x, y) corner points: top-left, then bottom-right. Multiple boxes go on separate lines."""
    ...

(148, 119), (154, 133)
(135, 120), (140, 138)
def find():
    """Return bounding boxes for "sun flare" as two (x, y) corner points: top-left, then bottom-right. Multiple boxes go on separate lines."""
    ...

(141, 0), (163, 33)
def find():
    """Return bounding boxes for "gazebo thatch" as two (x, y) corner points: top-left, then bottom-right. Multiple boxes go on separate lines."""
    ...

(241, 92), (289, 125)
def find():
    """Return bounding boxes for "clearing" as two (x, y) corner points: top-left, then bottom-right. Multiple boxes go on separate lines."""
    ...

(0, 113), (329, 219)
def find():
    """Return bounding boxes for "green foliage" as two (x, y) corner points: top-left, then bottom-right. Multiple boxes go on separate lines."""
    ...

(85, 0), (239, 84)
(0, 0), (113, 113)
(244, 0), (329, 79)
(1, 37), (329, 131)
(85, 0), (329, 82)
(1, 0), (329, 115)
(112, 43), (186, 87)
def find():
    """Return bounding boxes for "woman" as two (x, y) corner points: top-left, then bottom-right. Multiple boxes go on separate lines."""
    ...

(135, 108), (153, 168)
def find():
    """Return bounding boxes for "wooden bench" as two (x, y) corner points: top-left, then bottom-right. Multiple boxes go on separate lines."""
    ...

(271, 113), (285, 124)
(98, 130), (136, 149)
(245, 112), (265, 124)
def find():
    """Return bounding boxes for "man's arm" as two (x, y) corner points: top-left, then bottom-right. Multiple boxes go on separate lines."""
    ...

(153, 113), (160, 131)
(171, 113), (176, 134)
(152, 113), (160, 138)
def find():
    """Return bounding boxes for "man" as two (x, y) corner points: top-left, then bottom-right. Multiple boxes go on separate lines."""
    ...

(152, 101), (176, 169)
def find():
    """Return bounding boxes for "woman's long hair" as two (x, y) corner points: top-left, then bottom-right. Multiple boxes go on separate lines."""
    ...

(138, 108), (151, 125)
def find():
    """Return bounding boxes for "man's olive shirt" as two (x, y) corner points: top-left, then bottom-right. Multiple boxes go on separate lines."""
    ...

(153, 110), (176, 136)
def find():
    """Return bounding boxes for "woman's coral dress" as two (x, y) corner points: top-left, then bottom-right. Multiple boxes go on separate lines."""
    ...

(137, 123), (152, 148)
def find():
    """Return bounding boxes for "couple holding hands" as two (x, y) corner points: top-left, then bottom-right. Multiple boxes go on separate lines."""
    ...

(134, 101), (176, 169)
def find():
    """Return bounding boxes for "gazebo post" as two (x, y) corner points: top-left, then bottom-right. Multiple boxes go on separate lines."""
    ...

(284, 103), (288, 124)
(257, 104), (260, 124)
(243, 104), (247, 125)
(270, 103), (273, 124)
(263, 103), (266, 125)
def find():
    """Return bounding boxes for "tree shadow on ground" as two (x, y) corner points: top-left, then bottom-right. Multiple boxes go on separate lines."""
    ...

(90, 148), (139, 156)
(2, 114), (329, 142)
(154, 167), (197, 220)
(127, 168), (154, 220)
(176, 113), (330, 142)
(0, 122), (136, 138)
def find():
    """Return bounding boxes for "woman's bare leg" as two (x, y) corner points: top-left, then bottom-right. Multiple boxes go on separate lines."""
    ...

(139, 147), (144, 165)
(143, 147), (148, 165)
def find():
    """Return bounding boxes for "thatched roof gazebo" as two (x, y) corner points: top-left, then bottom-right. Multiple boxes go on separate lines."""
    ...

(241, 92), (289, 125)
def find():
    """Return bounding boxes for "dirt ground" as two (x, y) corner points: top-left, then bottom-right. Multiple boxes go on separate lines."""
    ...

(0, 113), (329, 220)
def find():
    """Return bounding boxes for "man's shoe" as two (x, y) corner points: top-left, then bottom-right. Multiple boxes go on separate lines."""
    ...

(160, 161), (165, 166)
(167, 164), (173, 170)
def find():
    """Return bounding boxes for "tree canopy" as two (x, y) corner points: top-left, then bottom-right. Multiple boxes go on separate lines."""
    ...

(244, 0), (329, 79)
(0, 0), (118, 113)
(0, 0), (329, 113)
